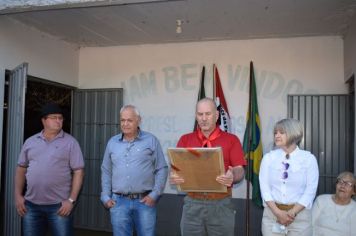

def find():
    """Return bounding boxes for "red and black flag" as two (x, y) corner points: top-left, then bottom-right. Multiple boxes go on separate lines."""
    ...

(214, 64), (231, 133)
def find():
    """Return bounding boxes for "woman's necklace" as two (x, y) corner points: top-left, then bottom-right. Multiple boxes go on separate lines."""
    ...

(334, 204), (342, 222)
(332, 195), (348, 222)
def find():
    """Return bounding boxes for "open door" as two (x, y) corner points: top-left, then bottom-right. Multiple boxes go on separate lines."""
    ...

(0, 68), (5, 235)
(3, 63), (28, 236)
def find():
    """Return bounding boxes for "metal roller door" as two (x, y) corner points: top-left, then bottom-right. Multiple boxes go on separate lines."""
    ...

(287, 94), (354, 194)
(72, 88), (123, 232)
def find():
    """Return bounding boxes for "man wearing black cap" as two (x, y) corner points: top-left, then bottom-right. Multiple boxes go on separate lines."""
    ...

(14, 102), (85, 236)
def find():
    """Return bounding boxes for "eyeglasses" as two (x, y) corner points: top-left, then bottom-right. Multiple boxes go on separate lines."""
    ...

(282, 162), (290, 179)
(46, 115), (64, 121)
(336, 178), (354, 188)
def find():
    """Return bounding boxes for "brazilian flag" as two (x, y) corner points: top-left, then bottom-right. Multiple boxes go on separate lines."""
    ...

(243, 61), (263, 207)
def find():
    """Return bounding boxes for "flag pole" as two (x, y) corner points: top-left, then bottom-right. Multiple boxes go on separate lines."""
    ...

(245, 61), (254, 236)
(213, 64), (216, 100)
(194, 66), (206, 130)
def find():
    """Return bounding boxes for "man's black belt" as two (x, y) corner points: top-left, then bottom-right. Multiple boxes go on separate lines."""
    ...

(114, 191), (150, 199)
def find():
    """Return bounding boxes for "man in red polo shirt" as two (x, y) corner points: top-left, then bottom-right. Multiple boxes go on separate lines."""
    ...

(170, 97), (246, 236)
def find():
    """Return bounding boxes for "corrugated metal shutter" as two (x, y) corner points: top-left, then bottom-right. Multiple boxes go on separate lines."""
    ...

(287, 94), (354, 194)
(72, 88), (123, 231)
(4, 63), (28, 236)
(0, 69), (5, 206)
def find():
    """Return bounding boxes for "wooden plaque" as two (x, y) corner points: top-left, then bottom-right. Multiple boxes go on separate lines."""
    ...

(167, 147), (227, 192)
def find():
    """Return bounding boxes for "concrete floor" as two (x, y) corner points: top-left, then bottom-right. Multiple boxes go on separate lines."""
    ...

(45, 228), (111, 236)
(74, 229), (112, 236)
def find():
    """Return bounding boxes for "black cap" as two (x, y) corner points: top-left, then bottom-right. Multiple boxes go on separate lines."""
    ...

(40, 102), (63, 118)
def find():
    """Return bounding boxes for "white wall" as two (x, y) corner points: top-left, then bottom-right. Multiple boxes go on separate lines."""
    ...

(343, 14), (356, 174)
(0, 16), (79, 86)
(0, 13), (351, 197)
(79, 36), (347, 197)
(344, 14), (356, 81)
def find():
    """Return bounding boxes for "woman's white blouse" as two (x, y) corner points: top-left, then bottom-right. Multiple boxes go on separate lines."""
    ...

(259, 146), (319, 209)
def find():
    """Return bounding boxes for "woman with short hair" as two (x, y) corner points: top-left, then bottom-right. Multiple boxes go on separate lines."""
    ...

(259, 118), (319, 236)
(312, 171), (356, 236)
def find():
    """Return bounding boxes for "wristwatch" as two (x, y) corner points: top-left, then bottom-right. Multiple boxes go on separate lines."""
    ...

(68, 198), (75, 204)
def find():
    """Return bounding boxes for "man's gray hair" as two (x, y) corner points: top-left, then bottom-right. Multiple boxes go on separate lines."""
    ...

(120, 105), (141, 117)
(196, 97), (217, 112)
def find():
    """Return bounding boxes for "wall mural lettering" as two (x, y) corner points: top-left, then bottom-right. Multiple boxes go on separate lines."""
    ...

(118, 63), (321, 195)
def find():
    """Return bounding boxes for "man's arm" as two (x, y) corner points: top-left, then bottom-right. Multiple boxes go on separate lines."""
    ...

(58, 168), (84, 216)
(216, 165), (245, 186)
(147, 139), (168, 201)
(14, 166), (27, 216)
(169, 171), (185, 185)
(231, 165), (244, 184)
(170, 135), (187, 185)
(142, 164), (168, 206)
(69, 169), (84, 201)
(217, 135), (246, 186)
(101, 141), (114, 208)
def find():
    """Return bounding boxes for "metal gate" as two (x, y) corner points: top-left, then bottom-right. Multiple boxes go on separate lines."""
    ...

(287, 94), (354, 194)
(72, 88), (123, 231)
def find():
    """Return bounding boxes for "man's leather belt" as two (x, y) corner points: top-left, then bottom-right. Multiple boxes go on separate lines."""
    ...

(114, 191), (150, 199)
(187, 188), (232, 200)
(276, 203), (295, 211)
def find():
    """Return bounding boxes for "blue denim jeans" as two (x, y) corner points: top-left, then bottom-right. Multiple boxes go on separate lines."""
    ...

(110, 193), (156, 236)
(23, 200), (73, 236)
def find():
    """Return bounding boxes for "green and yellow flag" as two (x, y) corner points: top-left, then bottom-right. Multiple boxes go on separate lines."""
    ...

(243, 61), (263, 207)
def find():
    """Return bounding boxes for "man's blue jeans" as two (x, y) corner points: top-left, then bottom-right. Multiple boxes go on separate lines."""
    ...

(23, 200), (73, 236)
(110, 193), (156, 236)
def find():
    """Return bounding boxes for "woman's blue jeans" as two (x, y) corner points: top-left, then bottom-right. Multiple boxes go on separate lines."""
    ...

(110, 193), (156, 236)
(23, 200), (73, 236)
